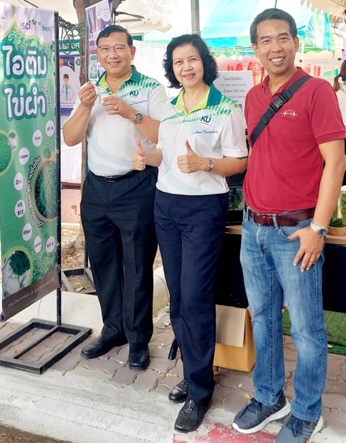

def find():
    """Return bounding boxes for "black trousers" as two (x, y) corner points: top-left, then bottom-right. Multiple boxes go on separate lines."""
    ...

(155, 190), (228, 401)
(81, 168), (158, 344)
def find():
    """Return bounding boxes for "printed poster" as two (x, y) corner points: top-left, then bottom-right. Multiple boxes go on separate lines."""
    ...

(85, 0), (112, 83)
(213, 71), (253, 111)
(0, 4), (59, 320)
(213, 71), (253, 213)
(59, 54), (80, 116)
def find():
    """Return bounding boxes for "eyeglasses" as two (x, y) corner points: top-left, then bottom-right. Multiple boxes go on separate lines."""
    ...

(97, 44), (129, 55)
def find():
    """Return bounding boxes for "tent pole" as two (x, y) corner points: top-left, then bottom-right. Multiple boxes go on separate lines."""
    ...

(191, 0), (201, 35)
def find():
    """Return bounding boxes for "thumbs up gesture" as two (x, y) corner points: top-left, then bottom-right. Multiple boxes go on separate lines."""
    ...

(132, 138), (147, 171)
(177, 140), (205, 174)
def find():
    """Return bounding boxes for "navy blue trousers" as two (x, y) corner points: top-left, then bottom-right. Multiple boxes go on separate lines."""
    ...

(155, 190), (228, 401)
(81, 168), (158, 344)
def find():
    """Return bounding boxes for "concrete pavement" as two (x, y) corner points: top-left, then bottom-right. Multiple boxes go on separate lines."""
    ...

(0, 288), (345, 443)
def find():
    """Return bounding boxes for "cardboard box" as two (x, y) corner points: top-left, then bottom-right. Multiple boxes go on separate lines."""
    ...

(214, 306), (255, 372)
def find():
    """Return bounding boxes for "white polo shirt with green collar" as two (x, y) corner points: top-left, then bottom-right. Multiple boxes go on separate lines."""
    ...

(156, 84), (247, 196)
(68, 66), (167, 176)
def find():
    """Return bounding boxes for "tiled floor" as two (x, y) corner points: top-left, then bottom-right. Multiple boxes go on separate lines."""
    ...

(0, 310), (345, 442)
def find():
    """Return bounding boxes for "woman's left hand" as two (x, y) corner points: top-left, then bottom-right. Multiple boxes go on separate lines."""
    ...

(177, 141), (206, 173)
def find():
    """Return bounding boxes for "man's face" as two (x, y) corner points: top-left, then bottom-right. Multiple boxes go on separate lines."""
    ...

(97, 32), (135, 79)
(252, 19), (299, 80)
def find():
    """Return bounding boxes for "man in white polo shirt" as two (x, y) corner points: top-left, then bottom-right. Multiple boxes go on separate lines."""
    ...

(63, 25), (167, 371)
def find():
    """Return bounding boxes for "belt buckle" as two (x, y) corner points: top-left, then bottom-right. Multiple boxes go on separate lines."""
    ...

(104, 175), (118, 182)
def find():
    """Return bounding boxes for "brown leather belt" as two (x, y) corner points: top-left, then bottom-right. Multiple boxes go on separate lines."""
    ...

(247, 207), (315, 227)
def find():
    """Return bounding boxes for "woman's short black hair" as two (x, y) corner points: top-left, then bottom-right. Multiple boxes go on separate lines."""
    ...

(163, 34), (218, 89)
(96, 24), (133, 46)
(250, 8), (297, 45)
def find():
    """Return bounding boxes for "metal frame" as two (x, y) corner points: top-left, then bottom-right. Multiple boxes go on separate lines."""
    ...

(61, 267), (96, 294)
(0, 318), (90, 374)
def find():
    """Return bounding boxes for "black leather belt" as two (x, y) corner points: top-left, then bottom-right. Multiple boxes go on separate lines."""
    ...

(91, 170), (141, 182)
(247, 206), (315, 227)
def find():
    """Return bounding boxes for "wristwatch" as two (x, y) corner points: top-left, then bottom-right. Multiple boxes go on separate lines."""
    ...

(206, 159), (214, 172)
(131, 111), (143, 124)
(310, 221), (328, 237)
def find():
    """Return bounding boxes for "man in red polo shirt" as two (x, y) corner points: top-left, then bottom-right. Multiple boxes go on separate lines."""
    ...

(232, 8), (346, 443)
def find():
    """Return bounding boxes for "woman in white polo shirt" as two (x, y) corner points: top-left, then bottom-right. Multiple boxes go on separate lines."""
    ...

(132, 34), (248, 433)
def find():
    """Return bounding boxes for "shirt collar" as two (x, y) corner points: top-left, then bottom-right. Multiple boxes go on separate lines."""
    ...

(96, 65), (140, 92)
(261, 67), (307, 95)
(170, 83), (222, 112)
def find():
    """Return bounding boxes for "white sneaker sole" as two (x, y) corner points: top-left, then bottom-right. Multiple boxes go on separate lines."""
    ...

(307, 416), (324, 442)
(233, 401), (291, 435)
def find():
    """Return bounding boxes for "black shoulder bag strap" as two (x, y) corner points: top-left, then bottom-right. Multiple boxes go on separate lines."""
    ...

(250, 75), (312, 147)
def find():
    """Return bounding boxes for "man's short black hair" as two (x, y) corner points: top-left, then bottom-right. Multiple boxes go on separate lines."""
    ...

(96, 24), (133, 46)
(250, 8), (297, 45)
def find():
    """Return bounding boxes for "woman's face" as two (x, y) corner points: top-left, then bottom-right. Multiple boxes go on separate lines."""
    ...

(172, 43), (205, 90)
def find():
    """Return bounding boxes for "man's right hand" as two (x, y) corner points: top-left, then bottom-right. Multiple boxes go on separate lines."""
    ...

(79, 82), (97, 108)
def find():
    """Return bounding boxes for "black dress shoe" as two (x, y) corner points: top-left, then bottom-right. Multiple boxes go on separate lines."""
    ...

(169, 379), (188, 403)
(81, 334), (127, 359)
(129, 343), (150, 371)
(174, 396), (212, 433)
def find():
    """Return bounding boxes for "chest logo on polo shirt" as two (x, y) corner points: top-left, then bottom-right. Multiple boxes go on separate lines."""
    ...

(200, 114), (211, 124)
(129, 90), (139, 97)
(282, 109), (297, 118)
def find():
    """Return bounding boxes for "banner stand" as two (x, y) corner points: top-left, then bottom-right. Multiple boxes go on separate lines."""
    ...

(58, 0), (113, 298)
(0, 11), (91, 374)
(0, 314), (91, 374)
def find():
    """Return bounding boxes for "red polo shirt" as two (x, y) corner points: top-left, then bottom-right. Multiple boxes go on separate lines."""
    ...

(244, 67), (345, 214)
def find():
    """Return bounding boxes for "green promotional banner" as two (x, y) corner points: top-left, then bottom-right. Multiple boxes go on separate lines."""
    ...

(0, 4), (59, 320)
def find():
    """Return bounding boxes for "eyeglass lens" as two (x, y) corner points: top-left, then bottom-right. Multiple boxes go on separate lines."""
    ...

(98, 45), (128, 54)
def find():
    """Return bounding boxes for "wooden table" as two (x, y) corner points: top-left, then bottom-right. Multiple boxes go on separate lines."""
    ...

(218, 224), (346, 313)
(225, 224), (346, 245)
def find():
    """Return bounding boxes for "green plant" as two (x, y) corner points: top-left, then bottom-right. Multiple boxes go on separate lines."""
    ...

(329, 218), (346, 228)
(329, 195), (346, 227)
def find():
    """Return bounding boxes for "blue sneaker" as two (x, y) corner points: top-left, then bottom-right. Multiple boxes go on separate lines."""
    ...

(276, 415), (323, 443)
(233, 391), (291, 434)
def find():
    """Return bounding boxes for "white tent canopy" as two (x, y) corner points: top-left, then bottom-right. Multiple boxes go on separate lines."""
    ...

(0, 0), (78, 23)
(0, 0), (177, 32)
(300, 0), (346, 15)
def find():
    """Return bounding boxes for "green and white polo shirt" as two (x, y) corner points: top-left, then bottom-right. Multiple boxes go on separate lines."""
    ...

(69, 66), (167, 176)
(156, 84), (247, 195)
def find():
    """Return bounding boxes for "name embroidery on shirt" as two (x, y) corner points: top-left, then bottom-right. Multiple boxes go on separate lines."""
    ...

(191, 129), (218, 134)
(282, 110), (298, 118)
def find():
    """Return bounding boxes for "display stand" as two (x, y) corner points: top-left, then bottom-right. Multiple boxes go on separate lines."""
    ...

(0, 13), (91, 374)
(0, 311), (91, 374)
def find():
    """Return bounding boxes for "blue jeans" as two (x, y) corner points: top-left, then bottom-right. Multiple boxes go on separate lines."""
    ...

(240, 213), (327, 421)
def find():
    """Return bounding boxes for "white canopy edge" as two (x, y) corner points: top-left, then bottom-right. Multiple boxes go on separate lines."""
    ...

(299, 0), (346, 16)
(0, 0), (175, 32)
